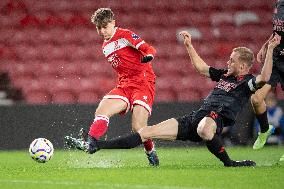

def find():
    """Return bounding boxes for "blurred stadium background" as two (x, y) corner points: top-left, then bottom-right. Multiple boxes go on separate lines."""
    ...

(0, 0), (283, 149)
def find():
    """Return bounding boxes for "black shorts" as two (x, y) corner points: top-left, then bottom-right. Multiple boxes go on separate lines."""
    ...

(268, 54), (284, 90)
(176, 110), (225, 142)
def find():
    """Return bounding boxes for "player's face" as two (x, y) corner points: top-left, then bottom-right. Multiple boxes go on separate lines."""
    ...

(96, 20), (115, 40)
(227, 51), (242, 76)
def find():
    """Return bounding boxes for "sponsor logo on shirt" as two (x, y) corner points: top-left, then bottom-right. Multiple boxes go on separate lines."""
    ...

(107, 53), (121, 68)
(131, 33), (140, 40)
(273, 18), (284, 32)
(216, 79), (237, 92)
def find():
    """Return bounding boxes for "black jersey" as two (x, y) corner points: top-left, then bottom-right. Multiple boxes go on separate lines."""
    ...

(272, 0), (284, 76)
(198, 67), (257, 126)
(273, 0), (284, 50)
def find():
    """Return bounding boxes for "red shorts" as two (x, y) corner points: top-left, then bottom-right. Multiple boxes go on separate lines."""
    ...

(103, 82), (155, 115)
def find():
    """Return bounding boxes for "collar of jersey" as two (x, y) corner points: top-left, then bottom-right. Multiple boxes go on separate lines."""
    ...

(104, 27), (118, 42)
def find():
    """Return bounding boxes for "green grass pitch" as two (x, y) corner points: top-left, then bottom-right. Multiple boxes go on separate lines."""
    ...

(0, 146), (284, 189)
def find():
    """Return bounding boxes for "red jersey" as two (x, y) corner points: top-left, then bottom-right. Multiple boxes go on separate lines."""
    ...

(102, 27), (156, 86)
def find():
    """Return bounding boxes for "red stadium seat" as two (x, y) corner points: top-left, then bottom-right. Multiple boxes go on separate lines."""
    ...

(215, 42), (237, 58)
(77, 91), (100, 104)
(69, 77), (114, 96)
(236, 25), (270, 42)
(51, 90), (77, 104)
(177, 89), (202, 102)
(155, 89), (177, 102)
(15, 44), (40, 60)
(80, 61), (115, 78)
(213, 26), (238, 41)
(2, 0), (273, 104)
(35, 62), (60, 77)
(156, 75), (183, 91)
(43, 15), (66, 27)
(182, 12), (211, 27)
(174, 76), (201, 92)
(25, 90), (51, 104)
(11, 75), (36, 91)
(210, 12), (234, 27)
(59, 63), (83, 78)
(234, 11), (260, 27)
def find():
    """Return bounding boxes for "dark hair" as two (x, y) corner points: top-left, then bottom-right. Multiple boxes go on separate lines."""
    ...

(91, 8), (114, 28)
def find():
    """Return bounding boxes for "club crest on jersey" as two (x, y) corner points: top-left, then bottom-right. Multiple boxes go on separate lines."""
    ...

(143, 96), (148, 101)
(132, 33), (140, 40)
(114, 40), (120, 51)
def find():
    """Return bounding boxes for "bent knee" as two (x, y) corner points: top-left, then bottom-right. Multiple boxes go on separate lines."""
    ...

(197, 125), (214, 141)
(251, 94), (264, 106)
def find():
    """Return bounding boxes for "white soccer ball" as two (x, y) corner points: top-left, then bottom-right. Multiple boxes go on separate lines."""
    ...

(29, 138), (54, 163)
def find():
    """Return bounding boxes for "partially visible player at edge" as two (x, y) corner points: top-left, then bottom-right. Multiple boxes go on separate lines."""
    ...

(251, 0), (284, 150)
(66, 32), (280, 167)
(71, 8), (159, 166)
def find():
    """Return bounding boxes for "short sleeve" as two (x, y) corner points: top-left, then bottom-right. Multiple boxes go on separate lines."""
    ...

(209, 67), (227, 82)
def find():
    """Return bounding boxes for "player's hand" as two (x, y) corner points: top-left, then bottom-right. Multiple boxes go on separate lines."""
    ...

(141, 54), (154, 63)
(179, 31), (192, 48)
(257, 34), (273, 64)
(268, 34), (281, 50)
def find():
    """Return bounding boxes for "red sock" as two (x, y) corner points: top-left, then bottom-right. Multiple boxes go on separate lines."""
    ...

(143, 139), (154, 153)
(88, 115), (109, 139)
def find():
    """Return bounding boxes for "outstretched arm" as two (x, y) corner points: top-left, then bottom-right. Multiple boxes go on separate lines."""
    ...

(179, 31), (210, 77)
(256, 34), (273, 64)
(255, 34), (281, 87)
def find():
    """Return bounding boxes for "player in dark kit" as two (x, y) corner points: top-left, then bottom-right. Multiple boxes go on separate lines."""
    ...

(66, 31), (280, 167)
(251, 0), (284, 150)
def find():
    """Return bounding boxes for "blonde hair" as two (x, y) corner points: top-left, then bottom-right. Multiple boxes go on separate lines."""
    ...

(91, 8), (114, 28)
(233, 47), (255, 68)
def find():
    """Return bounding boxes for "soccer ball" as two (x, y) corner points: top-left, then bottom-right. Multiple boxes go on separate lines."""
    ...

(29, 138), (54, 163)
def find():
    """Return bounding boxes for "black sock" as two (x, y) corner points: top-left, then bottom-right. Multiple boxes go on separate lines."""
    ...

(256, 110), (269, 133)
(97, 132), (142, 149)
(206, 134), (232, 166)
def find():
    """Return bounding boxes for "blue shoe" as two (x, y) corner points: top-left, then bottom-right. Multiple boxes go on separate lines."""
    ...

(146, 150), (159, 166)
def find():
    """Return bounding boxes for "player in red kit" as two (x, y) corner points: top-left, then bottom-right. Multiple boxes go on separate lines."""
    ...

(65, 8), (159, 166)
